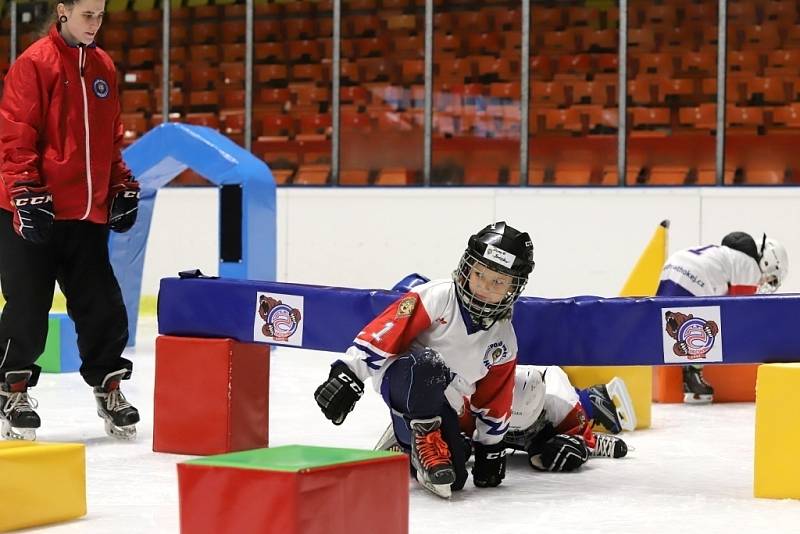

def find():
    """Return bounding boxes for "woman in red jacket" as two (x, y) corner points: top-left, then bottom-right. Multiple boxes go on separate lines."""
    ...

(0, 0), (140, 441)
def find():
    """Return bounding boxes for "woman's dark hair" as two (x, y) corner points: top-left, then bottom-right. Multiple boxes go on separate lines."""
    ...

(39, 0), (80, 37)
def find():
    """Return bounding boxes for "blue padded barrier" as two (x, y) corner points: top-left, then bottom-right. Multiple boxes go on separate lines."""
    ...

(158, 277), (800, 366)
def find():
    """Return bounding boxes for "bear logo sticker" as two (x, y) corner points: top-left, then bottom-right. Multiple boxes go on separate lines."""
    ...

(661, 306), (723, 363)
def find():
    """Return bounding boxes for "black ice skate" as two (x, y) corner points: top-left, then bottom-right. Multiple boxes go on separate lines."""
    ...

(0, 370), (40, 441)
(410, 416), (455, 499)
(590, 433), (628, 459)
(94, 370), (139, 440)
(588, 384), (623, 434)
(683, 365), (714, 404)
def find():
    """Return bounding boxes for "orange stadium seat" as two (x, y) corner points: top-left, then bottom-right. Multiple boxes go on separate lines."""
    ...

(318, 18), (334, 38)
(765, 0), (798, 22)
(254, 2), (282, 17)
(220, 62), (245, 86)
(627, 28), (656, 52)
(255, 64), (289, 86)
(153, 88), (185, 111)
(185, 112), (219, 129)
(254, 42), (286, 64)
(290, 64), (324, 82)
(191, 22), (218, 45)
(129, 25), (161, 47)
(100, 27), (128, 50)
(340, 61), (361, 85)
(121, 90), (151, 113)
(192, 5), (219, 19)
(188, 90), (219, 111)
(772, 103), (800, 128)
(635, 52), (675, 77)
(567, 6), (600, 28)
(394, 35), (423, 58)
(544, 108), (582, 133)
(657, 78), (696, 104)
(746, 76), (793, 105)
(679, 49), (716, 76)
(186, 64), (219, 90)
(259, 114), (294, 138)
(285, 19), (317, 41)
(338, 169), (370, 185)
(127, 47), (156, 68)
(222, 3), (246, 18)
(531, 80), (567, 108)
(346, 15), (381, 38)
(541, 30), (578, 53)
(678, 104), (717, 130)
(258, 87), (291, 113)
(557, 54), (592, 77)
(222, 111), (244, 135)
(189, 44), (220, 64)
(220, 21), (246, 44)
(341, 111), (373, 132)
(288, 40), (322, 63)
(254, 20), (283, 42)
(120, 112), (148, 142)
(357, 36), (390, 58)
(169, 46), (187, 64)
(630, 107), (671, 130)
(285, 1), (314, 17)
(582, 29), (617, 52)
(221, 88), (244, 109)
(294, 164), (330, 185)
(531, 7), (564, 30)
(726, 105), (765, 131)
(740, 24), (782, 51)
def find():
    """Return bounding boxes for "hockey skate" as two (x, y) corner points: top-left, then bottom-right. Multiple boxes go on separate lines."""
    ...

(590, 433), (628, 459)
(683, 365), (713, 404)
(0, 370), (40, 441)
(587, 377), (637, 433)
(94, 370), (140, 440)
(410, 417), (455, 499)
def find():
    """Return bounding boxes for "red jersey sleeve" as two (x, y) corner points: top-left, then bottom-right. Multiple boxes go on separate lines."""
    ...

(0, 57), (46, 188)
(344, 292), (433, 381)
(727, 285), (758, 295)
(469, 358), (516, 445)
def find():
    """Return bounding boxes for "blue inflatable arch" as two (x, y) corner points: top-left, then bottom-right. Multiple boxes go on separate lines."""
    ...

(110, 123), (276, 346)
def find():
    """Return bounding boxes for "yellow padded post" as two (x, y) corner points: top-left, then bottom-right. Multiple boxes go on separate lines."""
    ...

(0, 441), (86, 531)
(563, 222), (668, 430)
(754, 363), (800, 499)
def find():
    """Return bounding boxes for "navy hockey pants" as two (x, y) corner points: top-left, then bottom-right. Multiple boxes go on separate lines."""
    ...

(381, 347), (468, 490)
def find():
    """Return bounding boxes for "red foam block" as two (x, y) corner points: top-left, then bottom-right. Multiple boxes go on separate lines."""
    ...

(153, 335), (269, 454)
(177, 452), (409, 534)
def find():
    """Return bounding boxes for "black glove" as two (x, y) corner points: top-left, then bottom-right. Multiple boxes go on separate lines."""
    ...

(527, 433), (589, 472)
(472, 442), (507, 488)
(108, 180), (140, 233)
(9, 181), (54, 244)
(314, 361), (364, 425)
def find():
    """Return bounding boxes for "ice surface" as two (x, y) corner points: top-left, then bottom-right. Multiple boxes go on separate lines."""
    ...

(18, 318), (800, 533)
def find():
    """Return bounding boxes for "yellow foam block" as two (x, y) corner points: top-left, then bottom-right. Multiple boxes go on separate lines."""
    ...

(754, 363), (800, 499)
(0, 441), (86, 531)
(563, 366), (652, 429)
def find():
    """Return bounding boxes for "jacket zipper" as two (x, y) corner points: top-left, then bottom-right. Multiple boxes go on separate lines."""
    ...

(78, 45), (93, 220)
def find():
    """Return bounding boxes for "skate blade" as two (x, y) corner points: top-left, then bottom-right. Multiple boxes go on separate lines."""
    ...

(374, 423), (398, 451)
(606, 377), (637, 431)
(1, 421), (36, 441)
(683, 393), (713, 404)
(102, 418), (137, 440)
(416, 473), (452, 499)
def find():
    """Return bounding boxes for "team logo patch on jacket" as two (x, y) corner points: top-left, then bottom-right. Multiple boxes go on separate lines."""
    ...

(395, 296), (416, 318)
(483, 340), (509, 368)
(93, 78), (110, 98)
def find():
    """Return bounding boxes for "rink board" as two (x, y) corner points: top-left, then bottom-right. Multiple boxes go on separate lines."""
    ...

(158, 277), (800, 366)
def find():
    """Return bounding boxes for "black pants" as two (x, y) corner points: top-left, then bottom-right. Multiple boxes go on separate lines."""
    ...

(381, 348), (468, 490)
(0, 209), (131, 387)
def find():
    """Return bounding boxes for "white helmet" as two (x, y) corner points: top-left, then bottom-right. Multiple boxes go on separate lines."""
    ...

(758, 236), (789, 293)
(509, 367), (546, 432)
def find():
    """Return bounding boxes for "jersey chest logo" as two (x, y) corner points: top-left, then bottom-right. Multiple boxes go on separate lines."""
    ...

(93, 78), (110, 99)
(483, 340), (509, 368)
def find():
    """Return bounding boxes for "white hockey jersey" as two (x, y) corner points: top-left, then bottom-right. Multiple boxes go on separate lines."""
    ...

(659, 245), (761, 296)
(342, 279), (517, 445)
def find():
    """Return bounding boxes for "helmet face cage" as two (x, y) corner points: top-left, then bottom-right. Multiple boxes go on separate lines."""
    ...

(758, 237), (789, 293)
(454, 249), (529, 323)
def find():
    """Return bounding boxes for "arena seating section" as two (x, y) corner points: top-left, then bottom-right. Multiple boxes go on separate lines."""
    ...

(2, 0), (799, 186)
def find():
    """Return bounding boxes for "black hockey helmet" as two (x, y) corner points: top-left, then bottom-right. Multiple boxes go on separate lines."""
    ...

(721, 231), (760, 263)
(454, 221), (535, 325)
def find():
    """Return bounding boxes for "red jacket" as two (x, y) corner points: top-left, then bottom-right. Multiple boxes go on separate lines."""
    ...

(0, 25), (132, 223)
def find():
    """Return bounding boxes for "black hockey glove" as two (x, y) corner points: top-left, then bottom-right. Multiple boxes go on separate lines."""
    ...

(314, 361), (364, 425)
(9, 181), (54, 244)
(472, 442), (507, 488)
(527, 433), (589, 472)
(108, 180), (140, 233)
